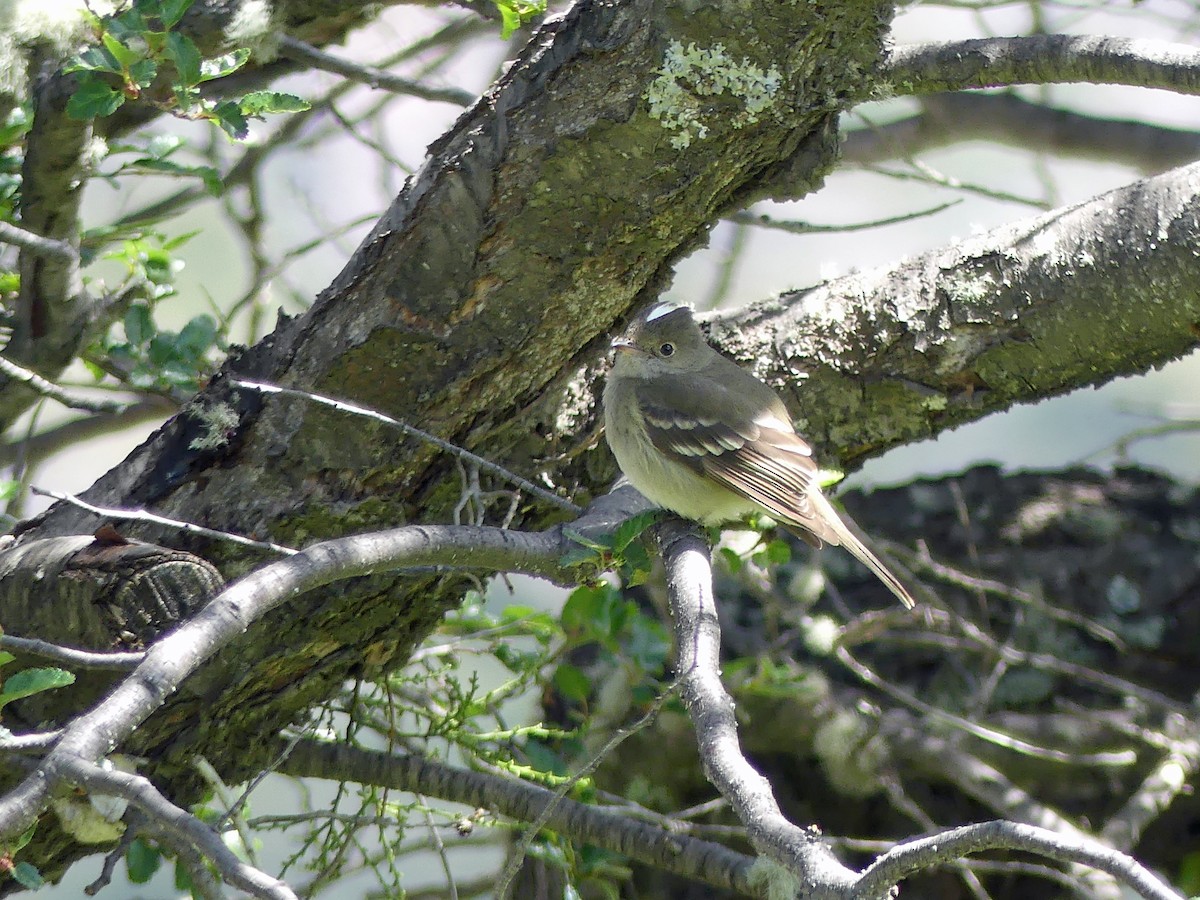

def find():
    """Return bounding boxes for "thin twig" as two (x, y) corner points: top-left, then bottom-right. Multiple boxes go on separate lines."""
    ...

(30, 486), (299, 556)
(277, 35), (476, 106)
(493, 677), (683, 897)
(230, 380), (580, 515)
(0, 355), (132, 414)
(0, 634), (143, 671)
(729, 199), (960, 234)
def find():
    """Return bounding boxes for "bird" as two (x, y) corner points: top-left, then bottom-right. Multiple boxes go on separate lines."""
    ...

(603, 301), (915, 609)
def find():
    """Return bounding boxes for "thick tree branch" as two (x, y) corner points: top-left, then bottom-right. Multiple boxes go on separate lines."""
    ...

(883, 36), (1200, 96)
(711, 160), (1200, 465)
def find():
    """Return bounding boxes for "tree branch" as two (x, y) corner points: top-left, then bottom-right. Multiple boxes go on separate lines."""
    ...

(843, 93), (1200, 174)
(884, 36), (1200, 97)
(280, 739), (761, 897)
(276, 35), (476, 106)
(0, 220), (76, 263)
(65, 759), (295, 900)
(0, 498), (643, 843)
(854, 820), (1182, 900)
(712, 160), (1200, 465)
(654, 519), (859, 893)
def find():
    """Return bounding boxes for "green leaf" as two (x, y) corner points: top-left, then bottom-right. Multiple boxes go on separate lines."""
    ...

(67, 74), (125, 120)
(165, 33), (201, 87)
(161, 229), (200, 251)
(618, 541), (651, 586)
(10, 862), (43, 890)
(159, 0), (196, 28)
(9, 824), (35, 853)
(765, 538), (791, 566)
(0, 107), (30, 146)
(173, 857), (193, 891)
(101, 32), (142, 70)
(238, 91), (310, 116)
(177, 315), (217, 355)
(0, 667), (75, 709)
(129, 58), (158, 89)
(718, 546), (743, 574)
(0, 652), (15, 668)
(211, 100), (248, 139)
(125, 304), (154, 345)
(66, 47), (123, 75)
(497, 4), (520, 39)
(552, 663), (591, 702)
(126, 837), (162, 883)
(561, 584), (607, 637)
(198, 49), (251, 83)
(610, 509), (663, 553)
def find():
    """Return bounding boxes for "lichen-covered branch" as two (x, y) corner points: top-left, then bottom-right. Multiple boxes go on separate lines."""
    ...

(883, 35), (1200, 97)
(710, 160), (1200, 466)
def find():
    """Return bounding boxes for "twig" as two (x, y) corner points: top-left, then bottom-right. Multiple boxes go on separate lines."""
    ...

(277, 36), (476, 106)
(30, 486), (299, 556)
(0, 220), (76, 262)
(0, 355), (131, 414)
(729, 200), (959, 234)
(65, 757), (296, 899)
(493, 676), (683, 897)
(0, 730), (62, 752)
(1100, 727), (1200, 851)
(0, 633), (144, 671)
(230, 380), (580, 515)
(836, 644), (1136, 767)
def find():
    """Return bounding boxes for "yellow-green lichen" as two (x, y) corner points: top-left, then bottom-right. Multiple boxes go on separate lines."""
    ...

(644, 40), (783, 149)
(188, 401), (240, 451)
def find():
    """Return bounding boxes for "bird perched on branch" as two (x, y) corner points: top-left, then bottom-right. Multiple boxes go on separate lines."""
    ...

(603, 302), (914, 609)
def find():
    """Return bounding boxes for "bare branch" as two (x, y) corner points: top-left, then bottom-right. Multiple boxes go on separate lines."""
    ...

(65, 758), (295, 899)
(0, 220), (76, 263)
(0, 514), (598, 843)
(0, 355), (132, 415)
(854, 820), (1183, 900)
(0, 633), (143, 671)
(843, 93), (1200, 173)
(279, 738), (761, 897)
(653, 518), (859, 891)
(277, 35), (476, 106)
(230, 380), (581, 515)
(30, 486), (300, 556)
(884, 36), (1200, 97)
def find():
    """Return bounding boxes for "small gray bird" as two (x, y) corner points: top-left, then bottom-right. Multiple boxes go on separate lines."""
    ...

(603, 302), (915, 609)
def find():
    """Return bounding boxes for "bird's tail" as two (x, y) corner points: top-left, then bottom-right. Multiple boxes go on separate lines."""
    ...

(808, 491), (916, 609)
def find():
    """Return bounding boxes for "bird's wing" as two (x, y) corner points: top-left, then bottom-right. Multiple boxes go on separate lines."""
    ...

(635, 376), (841, 545)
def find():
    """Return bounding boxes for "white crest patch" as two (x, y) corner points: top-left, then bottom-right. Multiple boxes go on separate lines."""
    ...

(645, 302), (689, 323)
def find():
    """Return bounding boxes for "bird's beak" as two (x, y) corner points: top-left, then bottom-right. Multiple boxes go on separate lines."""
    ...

(611, 337), (636, 353)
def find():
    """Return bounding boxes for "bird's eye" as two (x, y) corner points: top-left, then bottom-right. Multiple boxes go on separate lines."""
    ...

(658, 342), (675, 357)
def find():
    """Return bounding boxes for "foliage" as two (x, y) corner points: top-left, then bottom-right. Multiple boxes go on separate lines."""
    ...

(64, 0), (309, 138)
